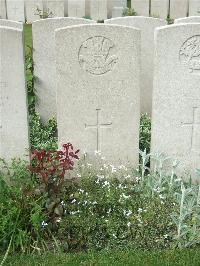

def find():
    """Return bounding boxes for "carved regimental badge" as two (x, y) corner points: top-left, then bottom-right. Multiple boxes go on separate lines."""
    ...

(180, 35), (200, 73)
(78, 36), (118, 75)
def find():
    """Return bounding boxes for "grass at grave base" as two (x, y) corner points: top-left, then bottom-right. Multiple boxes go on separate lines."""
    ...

(2, 248), (200, 266)
(24, 24), (32, 51)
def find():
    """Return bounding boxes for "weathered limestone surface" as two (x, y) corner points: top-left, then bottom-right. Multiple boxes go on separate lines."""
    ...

(6, 0), (25, 22)
(151, 0), (169, 19)
(131, 0), (149, 16)
(170, 0), (188, 19)
(32, 17), (95, 122)
(68, 0), (85, 18)
(151, 23), (200, 178)
(0, 26), (29, 161)
(175, 16), (200, 24)
(105, 16), (167, 114)
(90, 0), (107, 21)
(0, 19), (23, 29)
(55, 24), (141, 166)
(0, 0), (7, 19)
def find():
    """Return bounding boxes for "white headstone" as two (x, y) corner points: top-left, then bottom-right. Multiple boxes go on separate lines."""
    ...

(0, 26), (29, 161)
(90, 0), (107, 21)
(68, 0), (85, 18)
(175, 16), (200, 24)
(44, 0), (64, 17)
(25, 0), (43, 23)
(112, 6), (124, 18)
(55, 24), (141, 166)
(170, 0), (188, 19)
(107, 0), (127, 18)
(6, 0), (25, 22)
(189, 0), (200, 16)
(32, 17), (96, 122)
(0, 0), (7, 18)
(151, 23), (200, 178)
(0, 19), (23, 29)
(151, 0), (169, 19)
(131, 0), (149, 16)
(105, 16), (167, 114)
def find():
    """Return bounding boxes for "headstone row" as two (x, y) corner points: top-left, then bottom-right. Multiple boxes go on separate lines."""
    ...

(2, 18), (200, 179)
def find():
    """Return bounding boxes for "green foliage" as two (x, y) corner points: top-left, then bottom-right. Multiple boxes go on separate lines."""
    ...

(1, 152), (200, 257)
(122, 8), (137, 16)
(25, 46), (36, 110)
(2, 248), (200, 266)
(140, 113), (151, 154)
(29, 112), (57, 151)
(35, 7), (53, 19)
(0, 159), (47, 254)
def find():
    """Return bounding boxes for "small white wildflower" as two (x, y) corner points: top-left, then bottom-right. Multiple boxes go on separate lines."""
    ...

(71, 199), (76, 204)
(159, 194), (165, 200)
(77, 173), (81, 178)
(104, 181), (110, 186)
(164, 234), (168, 239)
(41, 221), (48, 227)
(138, 208), (143, 213)
(97, 175), (104, 179)
(111, 165), (117, 173)
(79, 189), (84, 193)
(118, 184), (123, 189)
(126, 210), (132, 217)
(56, 218), (61, 223)
(122, 193), (131, 199)
(127, 222), (131, 227)
(93, 201), (97, 205)
(125, 175), (131, 179)
(107, 208), (111, 214)
(112, 234), (117, 239)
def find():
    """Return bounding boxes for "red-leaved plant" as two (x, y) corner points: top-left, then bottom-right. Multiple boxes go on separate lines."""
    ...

(30, 144), (79, 223)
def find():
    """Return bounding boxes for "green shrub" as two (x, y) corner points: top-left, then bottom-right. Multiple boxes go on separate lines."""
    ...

(29, 112), (57, 151)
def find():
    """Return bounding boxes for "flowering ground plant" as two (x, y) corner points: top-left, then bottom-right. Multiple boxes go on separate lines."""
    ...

(29, 143), (79, 225)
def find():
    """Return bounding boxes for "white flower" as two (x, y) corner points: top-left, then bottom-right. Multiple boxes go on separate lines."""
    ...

(104, 181), (110, 186)
(97, 175), (104, 179)
(138, 208), (143, 213)
(41, 221), (48, 227)
(122, 193), (131, 199)
(71, 199), (76, 204)
(77, 173), (81, 178)
(93, 201), (97, 205)
(110, 165), (117, 173)
(56, 218), (61, 223)
(127, 222), (131, 227)
(126, 210), (132, 217)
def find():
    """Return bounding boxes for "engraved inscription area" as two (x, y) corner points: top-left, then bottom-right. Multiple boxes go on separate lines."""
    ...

(78, 36), (118, 75)
(182, 107), (200, 152)
(85, 109), (112, 152)
(180, 35), (200, 73)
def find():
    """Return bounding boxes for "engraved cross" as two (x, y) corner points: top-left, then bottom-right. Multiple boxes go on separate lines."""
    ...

(182, 107), (200, 151)
(85, 109), (112, 152)
(12, 5), (19, 15)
